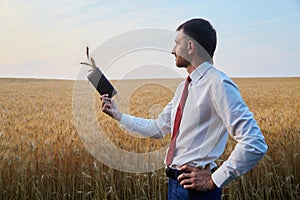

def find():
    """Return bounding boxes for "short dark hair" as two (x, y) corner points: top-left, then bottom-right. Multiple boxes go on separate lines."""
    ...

(177, 18), (217, 58)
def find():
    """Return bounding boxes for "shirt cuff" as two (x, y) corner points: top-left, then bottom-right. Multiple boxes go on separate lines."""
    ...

(119, 114), (133, 130)
(211, 163), (235, 188)
(120, 114), (129, 124)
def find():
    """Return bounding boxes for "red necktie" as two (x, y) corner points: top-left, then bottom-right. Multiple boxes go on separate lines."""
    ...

(166, 76), (191, 166)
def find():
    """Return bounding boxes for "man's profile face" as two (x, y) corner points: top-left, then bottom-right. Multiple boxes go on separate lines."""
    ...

(171, 29), (190, 68)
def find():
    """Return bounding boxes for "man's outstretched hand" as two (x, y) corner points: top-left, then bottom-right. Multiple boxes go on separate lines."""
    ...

(100, 94), (122, 121)
(177, 164), (217, 191)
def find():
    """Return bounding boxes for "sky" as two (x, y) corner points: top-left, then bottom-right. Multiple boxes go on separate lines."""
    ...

(0, 0), (300, 79)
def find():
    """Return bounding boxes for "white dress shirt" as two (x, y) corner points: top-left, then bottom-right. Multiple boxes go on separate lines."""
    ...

(120, 62), (268, 188)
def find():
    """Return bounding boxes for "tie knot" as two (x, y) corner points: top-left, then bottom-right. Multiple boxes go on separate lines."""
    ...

(186, 76), (191, 83)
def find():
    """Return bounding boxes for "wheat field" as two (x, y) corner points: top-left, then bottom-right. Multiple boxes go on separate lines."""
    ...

(0, 77), (299, 199)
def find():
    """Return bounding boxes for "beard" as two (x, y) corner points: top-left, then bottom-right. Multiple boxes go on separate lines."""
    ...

(175, 55), (191, 68)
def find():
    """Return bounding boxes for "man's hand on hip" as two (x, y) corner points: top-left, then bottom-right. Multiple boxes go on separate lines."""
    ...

(178, 164), (217, 191)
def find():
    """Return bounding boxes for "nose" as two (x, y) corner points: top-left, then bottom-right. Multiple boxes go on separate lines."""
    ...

(171, 46), (175, 55)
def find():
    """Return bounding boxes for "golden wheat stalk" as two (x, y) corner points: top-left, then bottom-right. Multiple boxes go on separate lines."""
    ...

(86, 46), (89, 60)
(80, 46), (97, 72)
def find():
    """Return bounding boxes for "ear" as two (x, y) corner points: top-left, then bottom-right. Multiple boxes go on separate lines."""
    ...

(187, 40), (195, 54)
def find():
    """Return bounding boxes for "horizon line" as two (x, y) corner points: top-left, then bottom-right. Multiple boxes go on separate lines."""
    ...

(0, 76), (299, 81)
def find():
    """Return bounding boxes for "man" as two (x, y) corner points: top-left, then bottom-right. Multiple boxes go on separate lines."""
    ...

(100, 18), (268, 200)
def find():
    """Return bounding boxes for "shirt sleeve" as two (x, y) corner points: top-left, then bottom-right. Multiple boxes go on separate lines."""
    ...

(119, 101), (173, 139)
(211, 78), (268, 188)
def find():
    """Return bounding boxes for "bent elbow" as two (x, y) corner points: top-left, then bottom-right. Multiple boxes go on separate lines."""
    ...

(261, 141), (268, 156)
(253, 137), (268, 159)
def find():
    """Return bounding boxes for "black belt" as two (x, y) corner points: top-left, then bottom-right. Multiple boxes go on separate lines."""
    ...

(166, 167), (217, 180)
(165, 167), (184, 179)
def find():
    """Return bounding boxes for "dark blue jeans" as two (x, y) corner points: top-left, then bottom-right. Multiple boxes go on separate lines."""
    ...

(168, 178), (222, 200)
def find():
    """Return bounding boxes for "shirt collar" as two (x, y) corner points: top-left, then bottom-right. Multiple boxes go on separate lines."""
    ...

(190, 61), (212, 83)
